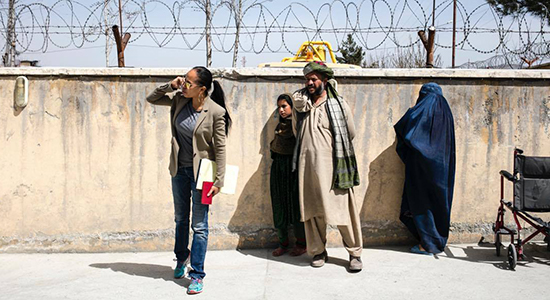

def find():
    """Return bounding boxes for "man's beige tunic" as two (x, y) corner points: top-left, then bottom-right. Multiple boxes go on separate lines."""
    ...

(292, 90), (362, 256)
(292, 91), (358, 223)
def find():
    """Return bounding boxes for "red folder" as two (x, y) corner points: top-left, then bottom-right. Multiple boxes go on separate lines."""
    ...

(201, 181), (214, 205)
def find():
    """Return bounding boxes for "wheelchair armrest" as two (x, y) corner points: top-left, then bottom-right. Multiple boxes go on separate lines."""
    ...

(500, 170), (515, 182)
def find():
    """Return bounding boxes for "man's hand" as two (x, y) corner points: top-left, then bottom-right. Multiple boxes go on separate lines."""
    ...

(207, 186), (220, 197)
(171, 77), (184, 90)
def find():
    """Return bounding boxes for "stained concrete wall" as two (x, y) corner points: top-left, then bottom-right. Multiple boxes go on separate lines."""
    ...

(1, 67), (549, 252)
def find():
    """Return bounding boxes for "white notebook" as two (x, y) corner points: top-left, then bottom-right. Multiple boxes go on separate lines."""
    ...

(196, 158), (239, 195)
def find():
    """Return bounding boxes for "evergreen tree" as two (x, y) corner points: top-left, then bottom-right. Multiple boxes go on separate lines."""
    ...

(487, 0), (550, 24)
(336, 34), (365, 67)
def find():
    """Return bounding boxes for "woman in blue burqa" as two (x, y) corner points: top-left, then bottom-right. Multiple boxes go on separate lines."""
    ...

(394, 82), (456, 255)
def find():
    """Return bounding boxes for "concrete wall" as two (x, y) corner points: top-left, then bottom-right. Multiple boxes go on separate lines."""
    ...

(1, 67), (549, 252)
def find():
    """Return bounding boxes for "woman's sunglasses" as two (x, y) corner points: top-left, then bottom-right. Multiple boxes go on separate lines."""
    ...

(182, 79), (194, 89)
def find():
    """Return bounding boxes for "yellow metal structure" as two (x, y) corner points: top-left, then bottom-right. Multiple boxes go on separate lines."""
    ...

(258, 41), (361, 69)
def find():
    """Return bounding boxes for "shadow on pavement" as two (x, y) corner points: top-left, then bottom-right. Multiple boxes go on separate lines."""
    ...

(89, 262), (190, 287)
(364, 242), (550, 271)
(236, 248), (360, 272)
(439, 241), (550, 271)
(235, 248), (310, 268)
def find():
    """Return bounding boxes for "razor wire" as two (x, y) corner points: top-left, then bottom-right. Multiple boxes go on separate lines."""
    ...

(0, 0), (549, 67)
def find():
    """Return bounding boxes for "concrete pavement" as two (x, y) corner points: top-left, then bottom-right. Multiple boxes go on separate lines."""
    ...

(1, 242), (549, 300)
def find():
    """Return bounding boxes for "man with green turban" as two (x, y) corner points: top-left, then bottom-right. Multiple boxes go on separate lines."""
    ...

(292, 61), (362, 272)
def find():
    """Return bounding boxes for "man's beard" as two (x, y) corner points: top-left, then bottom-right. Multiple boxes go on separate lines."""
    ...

(307, 82), (324, 96)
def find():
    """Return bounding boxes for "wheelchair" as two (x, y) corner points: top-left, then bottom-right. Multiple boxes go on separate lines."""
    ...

(493, 148), (550, 270)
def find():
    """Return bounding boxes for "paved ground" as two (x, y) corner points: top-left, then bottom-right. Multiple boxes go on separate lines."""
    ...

(1, 242), (549, 300)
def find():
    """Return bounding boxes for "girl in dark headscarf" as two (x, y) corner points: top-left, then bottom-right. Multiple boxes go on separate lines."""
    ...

(394, 82), (456, 255)
(269, 94), (307, 257)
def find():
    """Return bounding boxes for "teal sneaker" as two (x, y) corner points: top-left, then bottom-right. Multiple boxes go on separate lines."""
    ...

(174, 255), (190, 279)
(187, 278), (203, 295)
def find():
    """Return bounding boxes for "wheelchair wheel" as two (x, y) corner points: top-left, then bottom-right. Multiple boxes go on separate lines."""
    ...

(508, 244), (517, 271)
(495, 233), (501, 257)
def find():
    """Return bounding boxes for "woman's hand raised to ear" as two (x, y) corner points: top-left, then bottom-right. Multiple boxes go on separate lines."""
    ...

(171, 77), (184, 90)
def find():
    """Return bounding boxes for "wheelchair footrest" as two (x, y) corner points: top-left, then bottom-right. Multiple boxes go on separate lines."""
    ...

(521, 211), (549, 228)
(531, 217), (548, 228)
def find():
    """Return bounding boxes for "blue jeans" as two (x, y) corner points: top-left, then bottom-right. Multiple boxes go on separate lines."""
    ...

(172, 167), (209, 279)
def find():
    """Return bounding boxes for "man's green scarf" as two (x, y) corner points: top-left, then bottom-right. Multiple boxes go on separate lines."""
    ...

(325, 83), (360, 189)
(292, 83), (360, 189)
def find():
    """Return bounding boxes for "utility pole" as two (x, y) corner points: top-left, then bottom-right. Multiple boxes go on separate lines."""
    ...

(104, 0), (110, 67)
(452, 0), (457, 68)
(205, 0), (212, 67)
(432, 0), (436, 27)
(118, 0), (123, 34)
(232, 0), (242, 68)
(4, 0), (16, 67)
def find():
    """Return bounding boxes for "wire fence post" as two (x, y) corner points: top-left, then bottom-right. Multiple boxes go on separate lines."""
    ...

(3, 0), (16, 67)
(432, 0), (436, 27)
(118, 0), (123, 34)
(452, 0), (457, 68)
(104, 0), (110, 67)
(206, 0), (212, 67)
(232, 0), (242, 68)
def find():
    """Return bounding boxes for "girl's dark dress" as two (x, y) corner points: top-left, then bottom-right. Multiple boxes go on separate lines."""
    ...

(270, 117), (306, 248)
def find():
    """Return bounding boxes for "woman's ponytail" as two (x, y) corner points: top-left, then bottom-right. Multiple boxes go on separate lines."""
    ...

(210, 80), (232, 135)
(192, 66), (232, 135)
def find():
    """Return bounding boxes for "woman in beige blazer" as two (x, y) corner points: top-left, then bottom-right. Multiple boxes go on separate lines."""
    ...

(146, 66), (231, 295)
